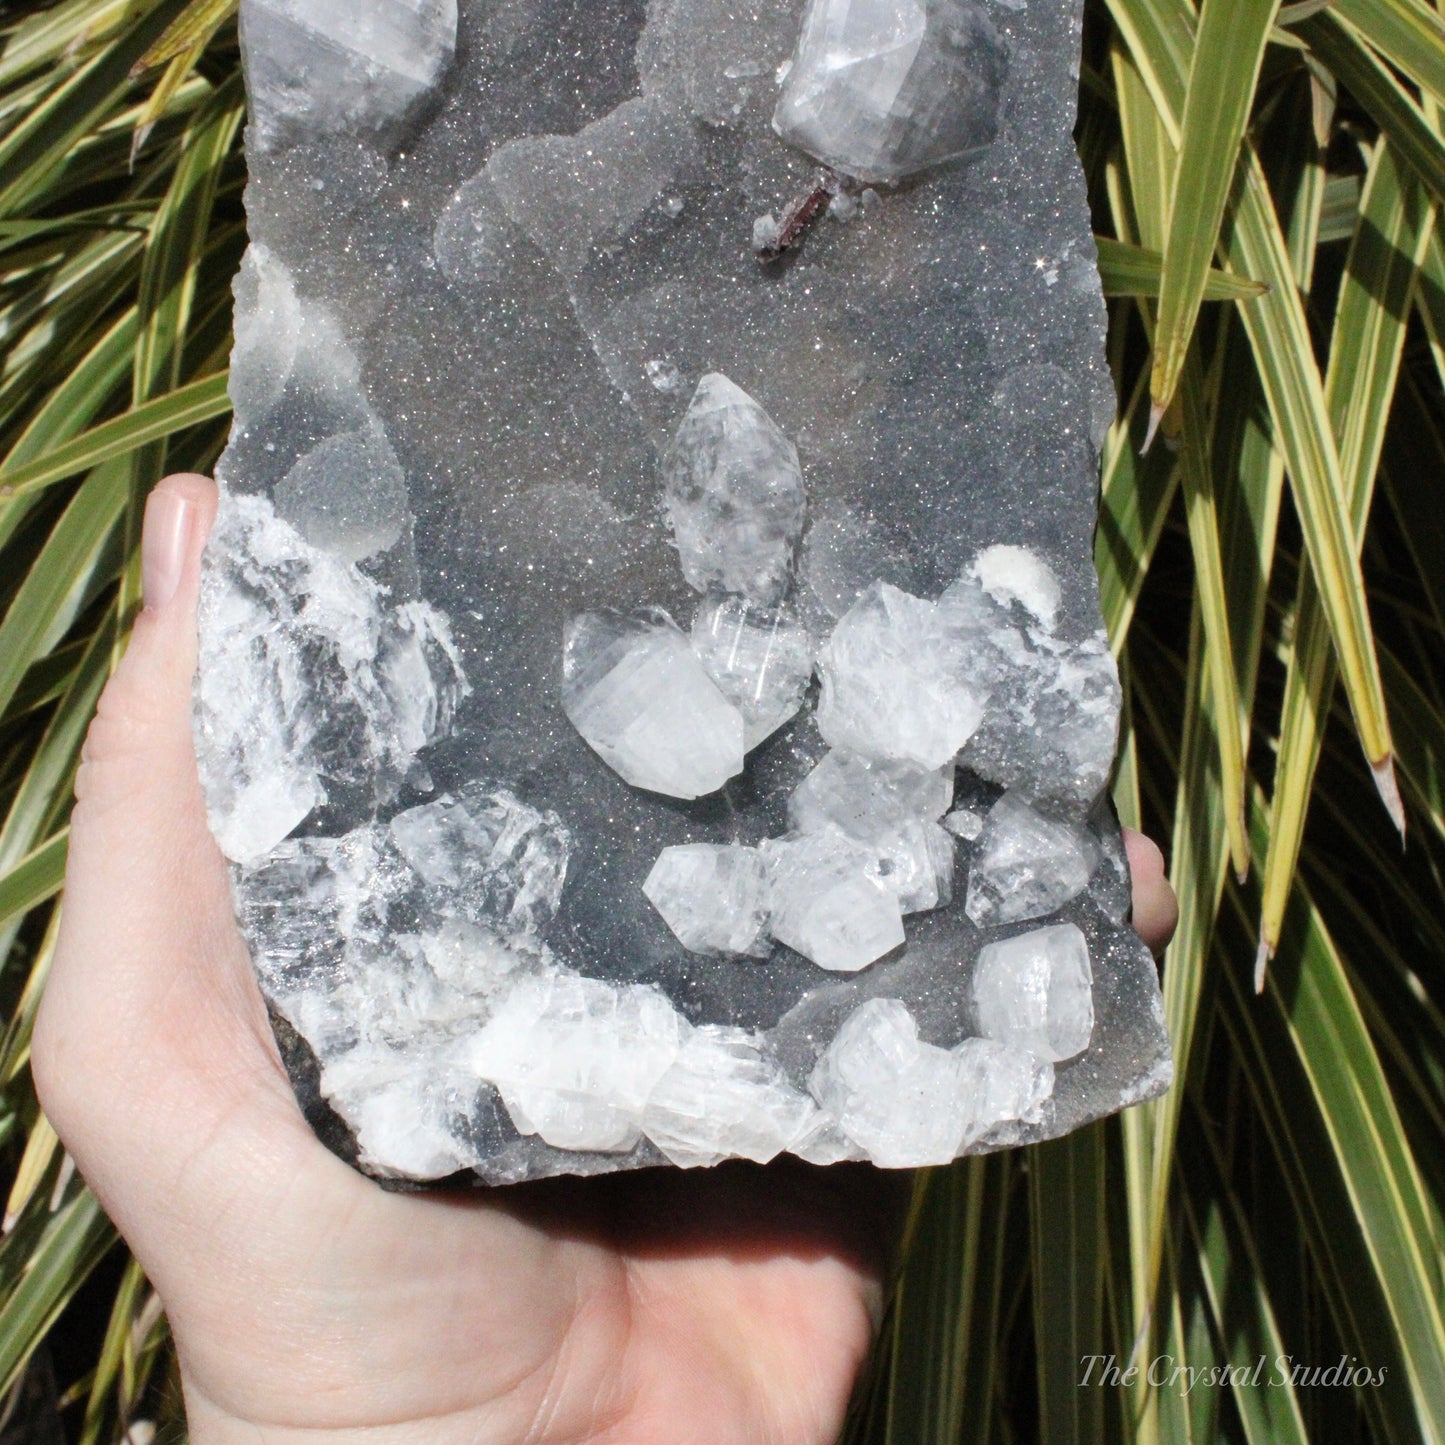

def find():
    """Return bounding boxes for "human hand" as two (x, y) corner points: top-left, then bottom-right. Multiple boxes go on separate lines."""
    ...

(33, 473), (1177, 1445)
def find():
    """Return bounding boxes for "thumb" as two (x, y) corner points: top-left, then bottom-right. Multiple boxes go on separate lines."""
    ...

(34, 474), (305, 1241)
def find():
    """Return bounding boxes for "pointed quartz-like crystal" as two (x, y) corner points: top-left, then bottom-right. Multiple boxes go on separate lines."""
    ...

(562, 609), (746, 799)
(662, 373), (807, 605)
(972, 922), (1094, 1062)
(241, 0), (458, 152)
(773, 0), (1009, 183)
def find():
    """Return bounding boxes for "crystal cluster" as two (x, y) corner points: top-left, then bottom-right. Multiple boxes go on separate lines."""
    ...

(203, 0), (1175, 1184)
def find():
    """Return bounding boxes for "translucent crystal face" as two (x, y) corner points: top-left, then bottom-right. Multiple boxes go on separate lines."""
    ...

(972, 923), (1096, 1062)
(205, 0), (1173, 1184)
(241, 0), (459, 151)
(561, 610), (747, 800)
(662, 374), (808, 604)
(773, 0), (1009, 182)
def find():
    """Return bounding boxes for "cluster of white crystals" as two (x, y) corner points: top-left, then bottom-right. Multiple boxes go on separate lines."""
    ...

(195, 493), (467, 865)
(773, 0), (1009, 182)
(206, 0), (1179, 1184)
(238, 784), (572, 1178)
(598, 388), (1111, 985)
(563, 376), (812, 798)
(810, 1000), (1053, 1167)
(241, 0), (458, 152)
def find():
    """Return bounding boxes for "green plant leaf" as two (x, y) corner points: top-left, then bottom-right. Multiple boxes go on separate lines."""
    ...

(0, 370), (231, 502)
(1096, 236), (1268, 300)
(1150, 0), (1282, 420)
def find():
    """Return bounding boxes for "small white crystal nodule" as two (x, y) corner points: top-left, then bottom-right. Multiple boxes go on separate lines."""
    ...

(763, 830), (905, 972)
(967, 544), (1063, 628)
(816, 581), (989, 771)
(663, 373), (807, 604)
(973, 922), (1095, 1062)
(773, 0), (1009, 183)
(691, 593), (814, 750)
(964, 791), (1100, 927)
(644, 844), (771, 958)
(562, 609), (746, 800)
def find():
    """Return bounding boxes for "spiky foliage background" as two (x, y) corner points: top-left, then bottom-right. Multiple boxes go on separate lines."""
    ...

(0, 0), (1441, 1441)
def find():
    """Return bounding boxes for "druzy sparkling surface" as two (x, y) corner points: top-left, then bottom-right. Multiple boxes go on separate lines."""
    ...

(198, 0), (1173, 1184)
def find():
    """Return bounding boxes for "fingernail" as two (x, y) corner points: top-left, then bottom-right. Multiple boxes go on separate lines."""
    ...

(142, 488), (195, 613)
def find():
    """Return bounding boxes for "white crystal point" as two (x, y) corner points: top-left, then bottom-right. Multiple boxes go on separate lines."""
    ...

(274, 424), (409, 564)
(967, 544), (1062, 628)
(562, 609), (746, 799)
(663, 373), (807, 604)
(468, 973), (687, 1153)
(816, 582), (989, 771)
(951, 1037), (1054, 1145)
(240, 0), (458, 152)
(642, 1025), (818, 1167)
(772, 0), (1008, 183)
(973, 922), (1094, 1062)
(810, 998), (973, 1167)
(691, 593), (814, 750)
(644, 844), (771, 958)
(964, 792), (1100, 928)
(789, 751), (954, 913)
(763, 830), (905, 971)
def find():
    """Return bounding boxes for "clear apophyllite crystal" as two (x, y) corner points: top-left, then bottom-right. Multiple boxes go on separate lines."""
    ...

(816, 582), (990, 771)
(690, 593), (813, 750)
(973, 922), (1096, 1062)
(964, 791), (1101, 927)
(562, 610), (746, 800)
(789, 751), (955, 914)
(241, 0), (458, 152)
(207, 0), (1175, 1185)
(773, 0), (1009, 182)
(644, 844), (771, 957)
(662, 374), (808, 605)
(762, 830), (907, 972)
(808, 999), (1053, 1167)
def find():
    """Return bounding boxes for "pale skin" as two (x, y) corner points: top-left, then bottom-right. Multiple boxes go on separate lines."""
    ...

(31, 474), (1179, 1445)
